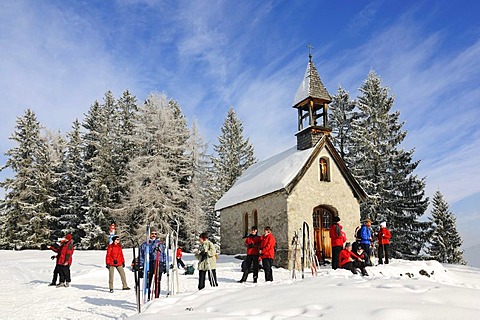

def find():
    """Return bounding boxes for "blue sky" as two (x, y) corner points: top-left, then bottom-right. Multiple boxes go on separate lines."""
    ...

(1, 1), (479, 250)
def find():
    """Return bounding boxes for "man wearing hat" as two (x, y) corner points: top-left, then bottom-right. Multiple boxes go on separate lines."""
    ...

(139, 227), (166, 299)
(329, 216), (346, 269)
(359, 218), (373, 266)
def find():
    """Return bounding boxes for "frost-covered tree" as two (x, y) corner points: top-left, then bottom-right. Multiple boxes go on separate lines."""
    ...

(60, 120), (87, 242)
(122, 93), (189, 243)
(329, 86), (357, 159)
(183, 120), (209, 249)
(209, 107), (256, 245)
(427, 191), (465, 264)
(80, 96), (115, 249)
(349, 71), (429, 259)
(0, 110), (56, 249)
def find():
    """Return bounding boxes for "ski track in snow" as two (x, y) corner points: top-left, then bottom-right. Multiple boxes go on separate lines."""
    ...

(1, 250), (480, 319)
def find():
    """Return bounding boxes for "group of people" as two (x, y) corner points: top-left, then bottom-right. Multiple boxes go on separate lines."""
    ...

(330, 216), (392, 276)
(237, 226), (277, 284)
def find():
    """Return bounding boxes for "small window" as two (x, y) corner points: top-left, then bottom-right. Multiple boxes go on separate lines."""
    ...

(253, 209), (258, 227)
(322, 210), (331, 229)
(243, 212), (249, 236)
(319, 157), (330, 182)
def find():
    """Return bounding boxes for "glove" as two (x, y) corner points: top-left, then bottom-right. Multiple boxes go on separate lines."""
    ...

(113, 260), (118, 265)
(51, 255), (56, 260)
(106, 265), (110, 269)
(122, 263), (125, 268)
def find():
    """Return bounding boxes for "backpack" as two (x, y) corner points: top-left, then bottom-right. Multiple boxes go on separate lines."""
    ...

(354, 226), (362, 240)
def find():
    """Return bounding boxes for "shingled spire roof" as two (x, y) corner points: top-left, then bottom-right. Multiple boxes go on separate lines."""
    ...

(292, 54), (332, 106)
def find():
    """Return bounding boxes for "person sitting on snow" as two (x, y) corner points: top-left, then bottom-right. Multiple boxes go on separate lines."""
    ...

(339, 242), (368, 276)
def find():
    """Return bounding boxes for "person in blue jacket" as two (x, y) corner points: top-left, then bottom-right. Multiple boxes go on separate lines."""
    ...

(359, 218), (373, 266)
(139, 227), (166, 299)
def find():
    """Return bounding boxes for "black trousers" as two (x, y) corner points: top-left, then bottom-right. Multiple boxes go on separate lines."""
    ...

(262, 258), (273, 282)
(378, 243), (390, 264)
(240, 254), (259, 281)
(148, 260), (163, 298)
(51, 264), (60, 284)
(58, 265), (71, 283)
(360, 243), (373, 266)
(331, 246), (342, 269)
(198, 269), (218, 290)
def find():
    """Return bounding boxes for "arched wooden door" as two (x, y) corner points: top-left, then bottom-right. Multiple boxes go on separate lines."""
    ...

(313, 206), (334, 259)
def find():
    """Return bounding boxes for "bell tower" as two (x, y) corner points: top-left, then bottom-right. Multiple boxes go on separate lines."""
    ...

(293, 48), (332, 150)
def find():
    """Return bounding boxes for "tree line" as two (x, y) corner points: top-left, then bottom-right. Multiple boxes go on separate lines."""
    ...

(0, 71), (464, 264)
(0, 91), (255, 251)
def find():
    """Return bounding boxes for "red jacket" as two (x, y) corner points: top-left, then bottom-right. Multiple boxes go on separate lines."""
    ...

(176, 247), (183, 259)
(260, 233), (276, 259)
(106, 243), (125, 267)
(245, 234), (261, 255)
(339, 249), (361, 267)
(57, 240), (74, 266)
(377, 227), (391, 244)
(329, 223), (346, 247)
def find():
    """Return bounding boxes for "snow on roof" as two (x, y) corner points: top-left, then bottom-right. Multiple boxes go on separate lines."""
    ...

(215, 145), (315, 211)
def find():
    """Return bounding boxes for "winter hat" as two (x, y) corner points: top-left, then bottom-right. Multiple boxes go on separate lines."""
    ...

(65, 233), (72, 241)
(150, 227), (158, 233)
(380, 221), (387, 228)
(112, 235), (119, 242)
(333, 216), (340, 223)
(363, 218), (372, 224)
(345, 242), (352, 248)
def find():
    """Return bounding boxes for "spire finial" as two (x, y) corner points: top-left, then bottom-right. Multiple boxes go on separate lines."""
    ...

(306, 43), (314, 61)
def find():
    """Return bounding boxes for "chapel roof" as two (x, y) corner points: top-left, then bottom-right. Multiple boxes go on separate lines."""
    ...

(214, 136), (367, 211)
(292, 56), (332, 106)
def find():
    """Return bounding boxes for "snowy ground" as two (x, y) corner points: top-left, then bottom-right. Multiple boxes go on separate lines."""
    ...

(1, 250), (480, 320)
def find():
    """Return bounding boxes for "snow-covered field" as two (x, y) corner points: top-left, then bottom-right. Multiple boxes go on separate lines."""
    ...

(1, 250), (480, 320)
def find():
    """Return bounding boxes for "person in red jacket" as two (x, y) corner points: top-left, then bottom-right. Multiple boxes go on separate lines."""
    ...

(339, 242), (368, 276)
(377, 221), (392, 264)
(106, 236), (130, 293)
(47, 239), (66, 286)
(329, 216), (346, 270)
(176, 246), (186, 269)
(238, 226), (262, 283)
(260, 226), (276, 282)
(57, 233), (74, 287)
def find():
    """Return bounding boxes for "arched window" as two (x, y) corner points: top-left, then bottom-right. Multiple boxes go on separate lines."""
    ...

(253, 209), (258, 227)
(243, 212), (249, 236)
(319, 157), (330, 182)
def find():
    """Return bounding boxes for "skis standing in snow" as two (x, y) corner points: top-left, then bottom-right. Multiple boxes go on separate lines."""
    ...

(139, 227), (166, 301)
(195, 232), (218, 290)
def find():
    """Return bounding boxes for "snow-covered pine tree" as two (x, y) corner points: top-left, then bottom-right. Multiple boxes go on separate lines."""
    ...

(209, 107), (256, 245)
(61, 120), (88, 243)
(80, 95), (116, 249)
(44, 130), (68, 241)
(349, 71), (429, 259)
(0, 109), (56, 249)
(329, 86), (357, 159)
(183, 119), (209, 250)
(427, 190), (465, 264)
(121, 93), (185, 243)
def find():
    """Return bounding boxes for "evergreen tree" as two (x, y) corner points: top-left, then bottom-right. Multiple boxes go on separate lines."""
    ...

(428, 190), (465, 264)
(0, 109), (56, 249)
(80, 95), (115, 249)
(61, 120), (87, 243)
(209, 107), (256, 245)
(349, 71), (429, 259)
(183, 119), (209, 250)
(122, 93), (185, 243)
(329, 86), (357, 159)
